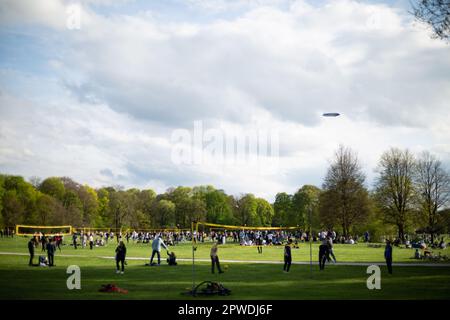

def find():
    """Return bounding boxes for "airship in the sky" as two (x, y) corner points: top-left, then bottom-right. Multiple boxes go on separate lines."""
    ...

(322, 112), (340, 117)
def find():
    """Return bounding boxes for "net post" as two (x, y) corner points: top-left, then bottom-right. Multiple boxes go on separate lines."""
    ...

(191, 221), (196, 293)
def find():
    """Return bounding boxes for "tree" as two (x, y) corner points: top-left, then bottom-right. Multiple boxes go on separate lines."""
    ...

(166, 186), (192, 227)
(29, 176), (42, 189)
(412, 0), (450, 41)
(2, 190), (25, 226)
(414, 151), (450, 242)
(39, 177), (65, 201)
(273, 192), (292, 226)
(63, 190), (83, 226)
(255, 198), (274, 226)
(3, 175), (39, 224)
(200, 188), (234, 225)
(78, 185), (99, 227)
(136, 189), (156, 228)
(152, 199), (176, 227)
(96, 188), (111, 227)
(235, 194), (259, 226)
(35, 193), (58, 225)
(374, 148), (416, 242)
(320, 146), (371, 237)
(291, 185), (321, 229)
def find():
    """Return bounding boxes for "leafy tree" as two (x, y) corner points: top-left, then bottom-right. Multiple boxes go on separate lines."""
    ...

(78, 185), (99, 227)
(2, 190), (25, 226)
(96, 188), (111, 227)
(166, 186), (192, 227)
(3, 175), (39, 224)
(152, 199), (176, 227)
(35, 193), (59, 225)
(292, 185), (321, 230)
(255, 198), (274, 226)
(320, 146), (371, 237)
(62, 190), (83, 226)
(374, 148), (416, 242)
(273, 192), (292, 226)
(414, 151), (450, 242)
(39, 177), (65, 201)
(136, 189), (156, 228)
(202, 188), (234, 225)
(235, 194), (259, 226)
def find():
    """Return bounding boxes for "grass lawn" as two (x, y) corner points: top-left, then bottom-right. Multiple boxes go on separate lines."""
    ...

(0, 237), (449, 299)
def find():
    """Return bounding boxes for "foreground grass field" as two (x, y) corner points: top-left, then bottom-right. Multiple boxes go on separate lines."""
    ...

(0, 237), (449, 299)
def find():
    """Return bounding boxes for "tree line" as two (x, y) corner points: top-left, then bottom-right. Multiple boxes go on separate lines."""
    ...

(1, 146), (449, 242)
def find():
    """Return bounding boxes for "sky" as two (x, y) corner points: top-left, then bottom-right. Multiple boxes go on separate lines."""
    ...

(0, 0), (449, 202)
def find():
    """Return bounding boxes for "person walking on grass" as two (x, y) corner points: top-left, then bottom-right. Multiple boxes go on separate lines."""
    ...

(28, 238), (35, 266)
(46, 238), (56, 267)
(283, 239), (292, 272)
(115, 241), (127, 274)
(319, 239), (329, 270)
(150, 234), (168, 266)
(385, 240), (393, 274)
(210, 242), (224, 274)
(327, 237), (337, 263)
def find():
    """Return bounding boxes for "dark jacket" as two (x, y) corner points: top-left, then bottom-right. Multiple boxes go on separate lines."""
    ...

(28, 241), (35, 254)
(284, 245), (292, 259)
(384, 244), (392, 260)
(115, 245), (127, 260)
(46, 242), (55, 255)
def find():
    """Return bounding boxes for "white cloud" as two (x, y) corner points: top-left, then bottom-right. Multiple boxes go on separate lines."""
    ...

(0, 0), (449, 201)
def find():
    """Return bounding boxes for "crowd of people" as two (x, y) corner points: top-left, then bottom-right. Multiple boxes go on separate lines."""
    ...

(19, 227), (449, 275)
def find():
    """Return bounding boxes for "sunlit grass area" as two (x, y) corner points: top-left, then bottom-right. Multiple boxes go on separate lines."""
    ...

(0, 237), (449, 299)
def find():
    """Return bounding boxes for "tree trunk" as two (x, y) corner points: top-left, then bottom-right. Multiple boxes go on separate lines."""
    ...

(398, 223), (405, 243)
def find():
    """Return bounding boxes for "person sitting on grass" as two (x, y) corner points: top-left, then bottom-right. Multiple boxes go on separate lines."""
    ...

(414, 248), (421, 259)
(115, 241), (127, 274)
(167, 251), (177, 266)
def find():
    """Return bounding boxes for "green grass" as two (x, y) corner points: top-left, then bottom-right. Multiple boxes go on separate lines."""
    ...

(0, 237), (449, 299)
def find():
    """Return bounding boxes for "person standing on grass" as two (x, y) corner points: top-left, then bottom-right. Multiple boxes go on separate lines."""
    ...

(384, 240), (393, 274)
(319, 239), (329, 270)
(46, 238), (56, 267)
(115, 241), (127, 274)
(28, 238), (35, 266)
(283, 239), (292, 272)
(210, 242), (224, 274)
(41, 233), (47, 252)
(72, 233), (78, 250)
(89, 233), (94, 250)
(150, 234), (168, 266)
(327, 237), (337, 263)
(256, 231), (263, 254)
